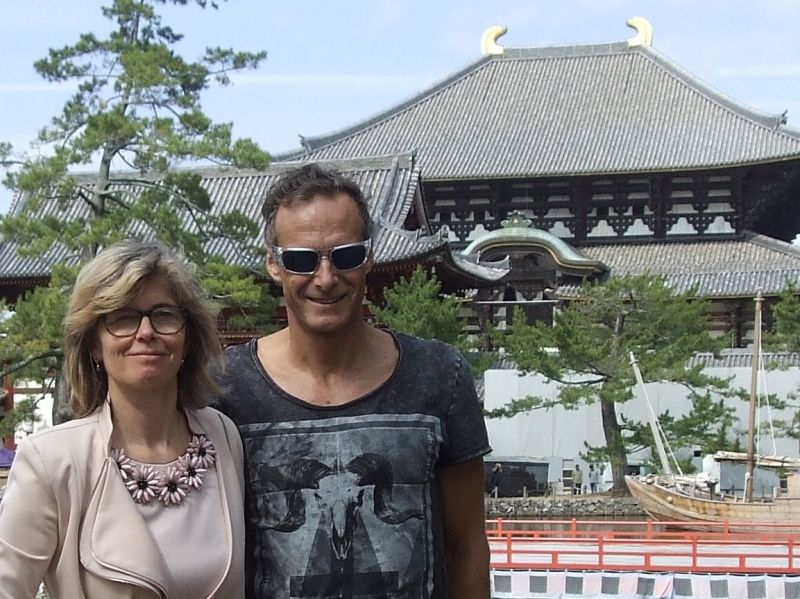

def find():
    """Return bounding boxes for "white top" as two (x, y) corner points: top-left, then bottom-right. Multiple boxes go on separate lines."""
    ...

(132, 457), (227, 598)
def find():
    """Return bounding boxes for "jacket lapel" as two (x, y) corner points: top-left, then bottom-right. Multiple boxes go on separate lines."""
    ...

(187, 410), (234, 596)
(79, 457), (172, 597)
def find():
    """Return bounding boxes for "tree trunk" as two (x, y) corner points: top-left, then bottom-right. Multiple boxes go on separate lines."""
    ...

(600, 396), (630, 494)
(604, 312), (631, 494)
(51, 361), (73, 425)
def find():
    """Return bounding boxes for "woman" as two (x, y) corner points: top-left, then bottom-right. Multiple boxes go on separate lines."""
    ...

(0, 240), (245, 598)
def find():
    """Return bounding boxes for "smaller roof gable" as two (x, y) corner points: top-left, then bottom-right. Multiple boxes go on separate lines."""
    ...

(281, 37), (800, 179)
(462, 211), (606, 276)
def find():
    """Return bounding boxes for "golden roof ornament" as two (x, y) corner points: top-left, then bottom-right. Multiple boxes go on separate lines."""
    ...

(481, 25), (508, 56)
(626, 16), (653, 47)
(501, 211), (532, 229)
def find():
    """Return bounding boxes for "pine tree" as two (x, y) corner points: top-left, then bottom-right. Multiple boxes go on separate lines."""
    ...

(371, 267), (494, 375)
(0, 0), (273, 432)
(491, 274), (732, 492)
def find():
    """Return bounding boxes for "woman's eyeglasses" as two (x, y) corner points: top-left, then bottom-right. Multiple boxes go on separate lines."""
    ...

(103, 307), (188, 337)
(272, 239), (371, 275)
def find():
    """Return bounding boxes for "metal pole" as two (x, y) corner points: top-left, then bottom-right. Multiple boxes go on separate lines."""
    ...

(745, 292), (763, 503)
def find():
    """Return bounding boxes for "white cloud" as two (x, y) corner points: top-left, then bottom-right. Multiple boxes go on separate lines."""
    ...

(370, 0), (411, 29)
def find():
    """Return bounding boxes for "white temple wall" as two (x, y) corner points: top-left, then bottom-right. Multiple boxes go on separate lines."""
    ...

(483, 363), (800, 481)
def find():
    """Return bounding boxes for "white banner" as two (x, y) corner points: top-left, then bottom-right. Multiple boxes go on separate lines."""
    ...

(491, 570), (800, 598)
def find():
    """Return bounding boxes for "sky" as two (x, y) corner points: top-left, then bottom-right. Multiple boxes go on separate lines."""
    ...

(1, 0), (799, 214)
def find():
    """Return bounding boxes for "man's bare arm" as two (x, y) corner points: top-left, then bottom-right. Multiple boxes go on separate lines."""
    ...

(438, 457), (490, 598)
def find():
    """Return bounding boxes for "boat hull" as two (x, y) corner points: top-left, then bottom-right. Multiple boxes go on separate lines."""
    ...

(625, 475), (800, 533)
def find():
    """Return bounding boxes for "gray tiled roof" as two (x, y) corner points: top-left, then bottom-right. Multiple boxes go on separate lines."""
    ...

(481, 349), (800, 374)
(556, 233), (800, 298)
(281, 42), (800, 179)
(0, 154), (492, 280)
(688, 349), (800, 369)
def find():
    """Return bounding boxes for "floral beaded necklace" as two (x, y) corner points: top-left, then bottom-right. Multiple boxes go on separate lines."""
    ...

(111, 434), (217, 506)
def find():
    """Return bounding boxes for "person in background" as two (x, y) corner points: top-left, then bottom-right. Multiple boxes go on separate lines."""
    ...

(216, 163), (491, 599)
(589, 464), (600, 493)
(0, 240), (245, 598)
(573, 463), (583, 495)
(489, 462), (504, 498)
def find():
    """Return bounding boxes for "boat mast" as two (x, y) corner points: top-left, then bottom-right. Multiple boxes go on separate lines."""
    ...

(745, 292), (763, 503)
(630, 352), (674, 477)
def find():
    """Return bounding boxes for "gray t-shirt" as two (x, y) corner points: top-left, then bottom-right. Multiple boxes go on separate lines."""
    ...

(216, 331), (491, 599)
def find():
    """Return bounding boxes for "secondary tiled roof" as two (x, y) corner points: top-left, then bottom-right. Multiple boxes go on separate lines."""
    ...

(281, 42), (800, 179)
(688, 350), (800, 369)
(480, 350), (800, 375)
(557, 232), (800, 298)
(0, 154), (504, 282)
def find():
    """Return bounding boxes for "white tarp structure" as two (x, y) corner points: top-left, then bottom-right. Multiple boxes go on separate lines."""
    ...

(483, 358), (800, 482)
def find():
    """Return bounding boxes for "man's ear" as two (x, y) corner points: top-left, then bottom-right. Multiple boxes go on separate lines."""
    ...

(364, 247), (374, 275)
(266, 251), (282, 283)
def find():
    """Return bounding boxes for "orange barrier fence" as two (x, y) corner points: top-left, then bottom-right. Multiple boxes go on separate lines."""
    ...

(485, 518), (800, 574)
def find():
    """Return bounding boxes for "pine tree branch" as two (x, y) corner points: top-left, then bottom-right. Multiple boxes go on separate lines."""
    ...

(0, 349), (63, 379)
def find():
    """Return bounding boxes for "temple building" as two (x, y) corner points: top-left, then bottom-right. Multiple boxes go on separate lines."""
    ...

(280, 18), (800, 346)
(2, 18), (800, 348)
(4, 18), (800, 461)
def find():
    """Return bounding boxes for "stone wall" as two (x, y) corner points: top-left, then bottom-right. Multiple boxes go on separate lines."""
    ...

(485, 494), (645, 519)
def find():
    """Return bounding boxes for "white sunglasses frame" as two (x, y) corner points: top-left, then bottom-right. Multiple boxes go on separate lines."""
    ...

(271, 239), (372, 275)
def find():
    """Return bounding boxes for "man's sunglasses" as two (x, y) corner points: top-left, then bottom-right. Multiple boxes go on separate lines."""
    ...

(272, 239), (372, 275)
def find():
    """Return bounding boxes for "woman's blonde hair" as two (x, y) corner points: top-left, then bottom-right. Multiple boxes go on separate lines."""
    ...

(63, 240), (222, 416)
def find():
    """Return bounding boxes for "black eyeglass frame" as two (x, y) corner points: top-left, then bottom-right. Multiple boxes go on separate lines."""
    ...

(102, 306), (188, 338)
(271, 239), (372, 275)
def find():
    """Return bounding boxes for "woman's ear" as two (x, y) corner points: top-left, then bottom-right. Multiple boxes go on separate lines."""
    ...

(90, 340), (102, 363)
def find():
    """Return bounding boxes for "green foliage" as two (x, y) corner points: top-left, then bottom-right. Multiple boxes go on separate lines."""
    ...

(0, 397), (45, 441)
(621, 393), (738, 456)
(0, 0), (273, 432)
(371, 267), (493, 375)
(764, 285), (800, 441)
(493, 274), (732, 491)
(767, 284), (800, 351)
(372, 267), (462, 343)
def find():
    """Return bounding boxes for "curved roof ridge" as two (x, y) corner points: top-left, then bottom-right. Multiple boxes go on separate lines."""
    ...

(463, 222), (607, 273)
(500, 40), (628, 59)
(279, 35), (800, 175)
(636, 45), (800, 139)
(281, 38), (800, 159)
(279, 42), (635, 160)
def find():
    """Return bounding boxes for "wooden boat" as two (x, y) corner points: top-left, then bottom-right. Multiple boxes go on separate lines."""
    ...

(625, 472), (800, 532)
(625, 294), (800, 532)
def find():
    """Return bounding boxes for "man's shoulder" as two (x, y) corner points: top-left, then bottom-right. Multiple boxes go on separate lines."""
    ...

(224, 337), (256, 360)
(217, 337), (271, 408)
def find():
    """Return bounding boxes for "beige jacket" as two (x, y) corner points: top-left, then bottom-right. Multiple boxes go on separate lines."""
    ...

(0, 402), (245, 599)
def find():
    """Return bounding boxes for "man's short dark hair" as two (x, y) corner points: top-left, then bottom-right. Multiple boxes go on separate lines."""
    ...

(262, 163), (374, 246)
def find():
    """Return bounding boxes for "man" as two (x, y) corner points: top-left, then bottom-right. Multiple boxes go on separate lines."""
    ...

(489, 463), (503, 498)
(216, 163), (491, 598)
(572, 464), (583, 495)
(588, 464), (599, 494)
